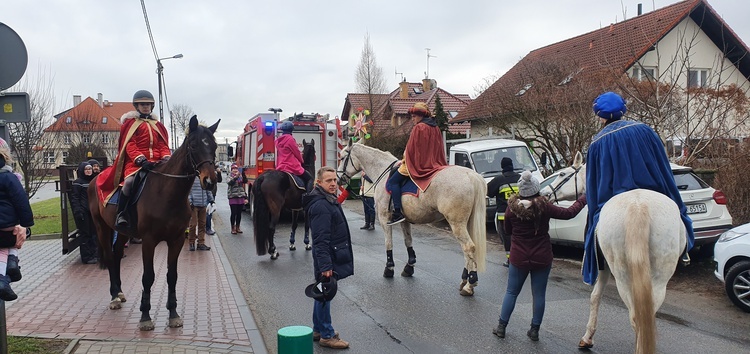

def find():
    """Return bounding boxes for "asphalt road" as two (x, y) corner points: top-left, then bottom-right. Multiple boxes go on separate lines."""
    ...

(211, 184), (750, 354)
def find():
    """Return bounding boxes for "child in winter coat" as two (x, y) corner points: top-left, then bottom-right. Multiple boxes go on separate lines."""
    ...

(0, 138), (33, 301)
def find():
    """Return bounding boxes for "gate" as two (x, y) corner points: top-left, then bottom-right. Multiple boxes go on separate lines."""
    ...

(57, 164), (81, 254)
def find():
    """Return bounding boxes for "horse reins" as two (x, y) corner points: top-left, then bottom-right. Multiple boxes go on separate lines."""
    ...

(337, 147), (397, 196)
(548, 165), (583, 201)
(149, 143), (214, 179)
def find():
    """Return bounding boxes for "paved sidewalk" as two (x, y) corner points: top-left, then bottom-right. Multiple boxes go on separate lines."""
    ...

(4, 218), (268, 353)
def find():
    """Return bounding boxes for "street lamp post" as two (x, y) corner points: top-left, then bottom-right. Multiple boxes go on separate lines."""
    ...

(268, 107), (282, 122)
(156, 53), (183, 125)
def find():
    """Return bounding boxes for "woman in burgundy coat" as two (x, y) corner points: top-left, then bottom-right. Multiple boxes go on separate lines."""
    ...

(493, 171), (586, 341)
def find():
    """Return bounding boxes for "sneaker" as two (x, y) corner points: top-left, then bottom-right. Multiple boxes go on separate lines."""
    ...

(85, 259), (98, 265)
(130, 237), (143, 244)
(7, 255), (21, 282)
(206, 229), (216, 235)
(387, 211), (405, 226)
(189, 244), (196, 252)
(313, 331), (339, 341)
(196, 244), (211, 251)
(319, 334), (349, 349)
(502, 260), (509, 268)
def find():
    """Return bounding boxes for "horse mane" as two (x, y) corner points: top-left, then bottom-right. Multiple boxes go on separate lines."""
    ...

(353, 143), (398, 161)
(156, 125), (215, 175)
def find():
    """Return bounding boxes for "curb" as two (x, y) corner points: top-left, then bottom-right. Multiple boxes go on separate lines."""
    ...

(63, 337), (80, 354)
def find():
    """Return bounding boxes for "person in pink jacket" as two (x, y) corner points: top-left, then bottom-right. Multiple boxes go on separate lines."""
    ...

(275, 121), (313, 192)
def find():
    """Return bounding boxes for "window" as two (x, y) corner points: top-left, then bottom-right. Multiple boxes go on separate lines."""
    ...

(83, 134), (91, 144)
(688, 69), (709, 88)
(101, 134), (110, 145)
(516, 83), (532, 96)
(558, 68), (583, 86)
(632, 66), (656, 81)
(102, 117), (108, 124)
(65, 117), (72, 124)
(43, 151), (55, 164)
(449, 111), (459, 118)
(63, 134), (71, 144)
(62, 151), (69, 164)
(413, 87), (423, 94)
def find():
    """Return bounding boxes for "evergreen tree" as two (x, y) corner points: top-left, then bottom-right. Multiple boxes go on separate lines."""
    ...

(434, 95), (449, 132)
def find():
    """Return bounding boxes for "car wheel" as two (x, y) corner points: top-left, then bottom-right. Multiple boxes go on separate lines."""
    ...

(725, 261), (750, 313)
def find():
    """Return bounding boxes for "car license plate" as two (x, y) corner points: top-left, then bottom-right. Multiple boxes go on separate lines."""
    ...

(687, 203), (707, 214)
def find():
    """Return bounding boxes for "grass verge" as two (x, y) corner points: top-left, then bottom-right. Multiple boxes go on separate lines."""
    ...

(30, 197), (63, 235)
(8, 336), (71, 354)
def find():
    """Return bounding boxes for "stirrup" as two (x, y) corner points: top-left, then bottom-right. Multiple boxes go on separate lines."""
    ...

(387, 213), (405, 226)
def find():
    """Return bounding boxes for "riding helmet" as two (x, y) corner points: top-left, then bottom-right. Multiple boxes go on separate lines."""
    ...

(280, 121), (294, 134)
(132, 90), (155, 105)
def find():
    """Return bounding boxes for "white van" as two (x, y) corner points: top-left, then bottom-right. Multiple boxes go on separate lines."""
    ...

(448, 139), (544, 222)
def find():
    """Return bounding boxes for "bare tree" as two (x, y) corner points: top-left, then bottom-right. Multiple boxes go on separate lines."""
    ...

(6, 66), (56, 198)
(170, 104), (194, 148)
(355, 33), (388, 111)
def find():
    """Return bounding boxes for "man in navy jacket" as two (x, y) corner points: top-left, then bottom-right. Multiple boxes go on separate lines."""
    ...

(303, 166), (353, 349)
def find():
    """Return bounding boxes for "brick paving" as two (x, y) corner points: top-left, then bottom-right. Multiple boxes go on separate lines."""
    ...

(4, 219), (268, 354)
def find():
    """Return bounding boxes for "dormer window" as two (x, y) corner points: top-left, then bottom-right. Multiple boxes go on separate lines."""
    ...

(102, 117), (108, 124)
(516, 84), (532, 96)
(559, 68), (583, 86)
(65, 116), (72, 124)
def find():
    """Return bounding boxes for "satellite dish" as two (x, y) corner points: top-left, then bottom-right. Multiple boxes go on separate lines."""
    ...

(0, 23), (28, 91)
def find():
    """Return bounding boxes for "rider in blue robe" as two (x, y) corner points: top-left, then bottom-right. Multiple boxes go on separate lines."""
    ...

(583, 92), (695, 285)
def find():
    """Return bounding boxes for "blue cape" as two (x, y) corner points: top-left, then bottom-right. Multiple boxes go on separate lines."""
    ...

(583, 120), (694, 285)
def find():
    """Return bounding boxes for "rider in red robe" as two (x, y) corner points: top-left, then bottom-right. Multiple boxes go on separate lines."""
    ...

(96, 90), (170, 230)
(385, 102), (449, 225)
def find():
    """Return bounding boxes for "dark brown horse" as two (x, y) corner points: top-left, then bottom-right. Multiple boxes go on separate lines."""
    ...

(88, 116), (219, 331)
(253, 139), (315, 259)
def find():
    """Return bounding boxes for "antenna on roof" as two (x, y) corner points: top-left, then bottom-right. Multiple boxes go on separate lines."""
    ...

(395, 67), (404, 82)
(425, 48), (437, 79)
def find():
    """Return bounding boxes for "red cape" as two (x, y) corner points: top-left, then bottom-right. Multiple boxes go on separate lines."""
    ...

(404, 121), (448, 191)
(96, 114), (169, 203)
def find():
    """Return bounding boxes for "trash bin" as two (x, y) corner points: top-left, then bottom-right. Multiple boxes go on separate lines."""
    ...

(277, 325), (312, 354)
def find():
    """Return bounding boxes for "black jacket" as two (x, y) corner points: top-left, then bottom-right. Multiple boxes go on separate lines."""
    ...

(487, 170), (521, 213)
(303, 186), (354, 281)
(70, 162), (94, 219)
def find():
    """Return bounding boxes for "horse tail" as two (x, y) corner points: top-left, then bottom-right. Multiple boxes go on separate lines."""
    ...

(252, 174), (271, 255)
(468, 173), (487, 272)
(97, 229), (114, 270)
(625, 201), (656, 354)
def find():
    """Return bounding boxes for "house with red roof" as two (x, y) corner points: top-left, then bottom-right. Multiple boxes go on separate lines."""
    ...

(341, 78), (473, 139)
(453, 0), (750, 164)
(41, 94), (133, 168)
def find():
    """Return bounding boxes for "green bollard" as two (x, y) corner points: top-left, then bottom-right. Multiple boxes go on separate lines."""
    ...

(278, 325), (313, 354)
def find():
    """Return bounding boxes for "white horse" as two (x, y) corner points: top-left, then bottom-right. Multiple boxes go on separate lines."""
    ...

(542, 152), (686, 354)
(337, 142), (487, 296)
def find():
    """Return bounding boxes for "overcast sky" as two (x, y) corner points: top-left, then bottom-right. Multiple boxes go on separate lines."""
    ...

(3, 0), (749, 143)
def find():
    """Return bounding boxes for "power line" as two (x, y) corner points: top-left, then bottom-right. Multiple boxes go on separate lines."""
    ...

(140, 0), (159, 61)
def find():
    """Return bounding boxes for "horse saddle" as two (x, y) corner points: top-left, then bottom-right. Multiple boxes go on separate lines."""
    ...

(284, 172), (306, 191)
(385, 169), (420, 197)
(107, 171), (149, 206)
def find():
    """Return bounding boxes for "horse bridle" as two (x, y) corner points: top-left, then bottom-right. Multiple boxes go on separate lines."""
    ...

(149, 143), (215, 179)
(548, 165), (583, 201)
(337, 146), (397, 196)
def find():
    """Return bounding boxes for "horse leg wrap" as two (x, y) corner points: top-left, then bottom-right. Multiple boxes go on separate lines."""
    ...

(406, 247), (416, 265)
(386, 250), (395, 268)
(461, 268), (469, 280)
(468, 271), (478, 285)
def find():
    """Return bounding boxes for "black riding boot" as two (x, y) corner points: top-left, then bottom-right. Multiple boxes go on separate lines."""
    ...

(360, 214), (371, 229)
(387, 208), (405, 225)
(115, 193), (130, 231)
(367, 214), (375, 230)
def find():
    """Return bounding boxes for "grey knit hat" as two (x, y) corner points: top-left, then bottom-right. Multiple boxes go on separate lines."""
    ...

(517, 170), (540, 197)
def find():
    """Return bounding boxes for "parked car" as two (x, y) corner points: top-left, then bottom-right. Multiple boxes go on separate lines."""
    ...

(539, 163), (733, 248)
(713, 223), (750, 312)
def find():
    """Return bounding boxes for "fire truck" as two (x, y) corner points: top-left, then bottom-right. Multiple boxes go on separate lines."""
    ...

(234, 112), (343, 197)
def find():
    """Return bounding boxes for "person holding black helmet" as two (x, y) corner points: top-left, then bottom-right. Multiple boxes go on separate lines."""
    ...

(303, 166), (353, 349)
(275, 121), (313, 192)
(97, 90), (171, 232)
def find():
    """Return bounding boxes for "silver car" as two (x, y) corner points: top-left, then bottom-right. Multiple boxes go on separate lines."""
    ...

(539, 163), (733, 248)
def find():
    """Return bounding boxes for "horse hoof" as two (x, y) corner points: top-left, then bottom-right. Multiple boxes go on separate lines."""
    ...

(459, 287), (474, 296)
(578, 339), (593, 349)
(305, 244), (312, 251)
(383, 267), (394, 278)
(139, 320), (155, 331)
(459, 279), (468, 291)
(168, 317), (184, 328)
(289, 244), (296, 251)
(109, 298), (122, 310)
(270, 251), (280, 260)
(401, 264), (415, 277)
(117, 292), (126, 303)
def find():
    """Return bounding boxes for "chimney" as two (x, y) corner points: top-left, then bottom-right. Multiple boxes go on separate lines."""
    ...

(97, 93), (103, 107)
(637, 3), (643, 16)
(73, 95), (81, 106)
(399, 80), (409, 99)
(422, 78), (431, 91)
